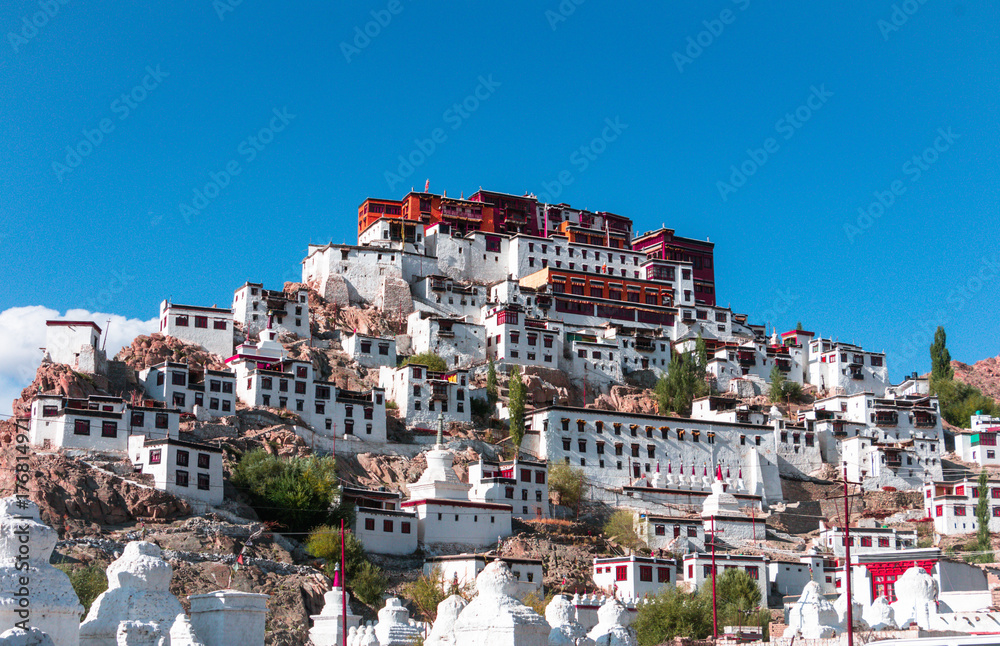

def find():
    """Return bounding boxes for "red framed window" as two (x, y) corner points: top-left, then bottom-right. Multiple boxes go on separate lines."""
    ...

(364, 518), (375, 531)
(657, 567), (670, 583)
(639, 566), (652, 582)
(615, 566), (628, 581)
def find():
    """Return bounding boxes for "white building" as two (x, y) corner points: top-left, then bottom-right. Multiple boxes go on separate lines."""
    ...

(423, 554), (543, 600)
(128, 436), (224, 506)
(924, 477), (1000, 535)
(769, 552), (835, 598)
(401, 424), (513, 550)
(341, 486), (418, 556)
(228, 325), (386, 441)
(691, 397), (767, 426)
(411, 275), (486, 323)
(159, 300), (234, 359)
(815, 521), (918, 557)
(232, 282), (310, 340)
(139, 361), (236, 418)
(593, 555), (676, 601)
(406, 313), (485, 370)
(378, 364), (471, 427)
(357, 215), (426, 255)
(343, 333), (398, 369)
(469, 457), (549, 520)
(522, 405), (785, 505)
(638, 514), (705, 553)
(301, 243), (417, 314)
(484, 305), (562, 370)
(28, 395), (179, 452)
(682, 553), (769, 604)
(44, 320), (106, 374)
(955, 413), (1000, 466)
(805, 337), (889, 396)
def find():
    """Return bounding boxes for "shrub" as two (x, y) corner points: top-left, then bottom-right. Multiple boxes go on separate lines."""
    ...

(351, 562), (388, 606)
(401, 352), (447, 372)
(385, 400), (398, 410)
(231, 450), (346, 534)
(402, 568), (449, 622)
(306, 526), (367, 579)
(633, 586), (712, 646)
(56, 563), (108, 616)
(548, 462), (585, 516)
(603, 510), (643, 551)
(470, 397), (492, 419)
(521, 590), (557, 616)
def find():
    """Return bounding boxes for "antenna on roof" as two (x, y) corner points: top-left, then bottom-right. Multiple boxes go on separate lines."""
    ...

(102, 319), (111, 351)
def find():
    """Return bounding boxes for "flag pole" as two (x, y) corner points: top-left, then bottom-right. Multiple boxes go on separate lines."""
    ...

(341, 518), (347, 646)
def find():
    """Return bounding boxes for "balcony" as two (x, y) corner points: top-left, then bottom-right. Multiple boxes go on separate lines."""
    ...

(914, 413), (937, 428)
(430, 279), (447, 292)
(775, 359), (792, 372)
(436, 330), (455, 338)
(849, 365), (865, 380)
(430, 385), (449, 401)
(737, 353), (756, 367)
(635, 337), (655, 352)
(875, 411), (899, 426)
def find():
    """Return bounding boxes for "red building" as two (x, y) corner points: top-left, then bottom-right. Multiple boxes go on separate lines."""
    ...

(469, 189), (538, 236)
(632, 228), (716, 306)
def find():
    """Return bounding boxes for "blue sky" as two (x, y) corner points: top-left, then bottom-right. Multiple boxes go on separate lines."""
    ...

(1, 0), (998, 396)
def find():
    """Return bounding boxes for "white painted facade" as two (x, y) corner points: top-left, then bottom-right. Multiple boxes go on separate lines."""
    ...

(484, 306), (562, 370)
(357, 216), (426, 255)
(402, 442), (513, 550)
(232, 282), (310, 340)
(28, 395), (179, 452)
(343, 333), (398, 369)
(954, 414), (1000, 466)
(769, 553), (834, 598)
(378, 364), (471, 427)
(468, 458), (549, 519)
(682, 553), (769, 603)
(805, 337), (889, 396)
(139, 361), (236, 418)
(424, 555), (543, 600)
(411, 275), (487, 323)
(924, 478), (1000, 535)
(423, 226), (510, 284)
(406, 313), (485, 370)
(44, 320), (106, 374)
(522, 406), (784, 505)
(691, 397), (767, 426)
(159, 300), (234, 358)
(638, 514), (706, 553)
(128, 436), (224, 506)
(302, 243), (424, 312)
(228, 328), (386, 441)
(341, 486), (418, 555)
(815, 522), (917, 557)
(593, 555), (676, 601)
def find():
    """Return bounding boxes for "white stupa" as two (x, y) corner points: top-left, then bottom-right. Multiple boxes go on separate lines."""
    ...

(408, 415), (472, 502)
(701, 465), (739, 518)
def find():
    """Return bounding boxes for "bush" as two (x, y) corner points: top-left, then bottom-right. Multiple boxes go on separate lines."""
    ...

(633, 586), (712, 646)
(401, 352), (447, 372)
(603, 510), (643, 551)
(56, 563), (107, 616)
(385, 400), (398, 410)
(521, 590), (557, 616)
(402, 568), (450, 622)
(351, 562), (388, 606)
(306, 526), (367, 579)
(231, 450), (346, 534)
(548, 462), (585, 516)
(470, 397), (492, 419)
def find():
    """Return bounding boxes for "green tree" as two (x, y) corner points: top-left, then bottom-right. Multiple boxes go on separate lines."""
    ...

(931, 376), (1000, 428)
(486, 359), (499, 405)
(796, 321), (804, 331)
(231, 450), (346, 534)
(306, 526), (387, 604)
(930, 326), (954, 381)
(655, 348), (709, 417)
(55, 563), (108, 616)
(975, 469), (994, 562)
(704, 568), (769, 634)
(403, 568), (451, 622)
(548, 462), (585, 516)
(401, 351), (448, 372)
(768, 365), (787, 403)
(695, 334), (708, 375)
(508, 365), (526, 448)
(351, 562), (389, 606)
(603, 510), (643, 551)
(633, 586), (712, 646)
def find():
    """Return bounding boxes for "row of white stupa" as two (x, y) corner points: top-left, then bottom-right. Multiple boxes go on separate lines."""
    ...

(0, 497), (638, 646)
(785, 567), (1000, 640)
(636, 461), (749, 492)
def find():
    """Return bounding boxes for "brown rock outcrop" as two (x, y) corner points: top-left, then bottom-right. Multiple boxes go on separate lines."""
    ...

(115, 333), (227, 372)
(953, 355), (1000, 402)
(10, 362), (106, 419)
(588, 385), (659, 415)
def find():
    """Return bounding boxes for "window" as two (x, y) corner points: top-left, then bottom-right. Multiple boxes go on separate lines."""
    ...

(861, 536), (873, 547)
(150, 449), (162, 464)
(879, 537), (890, 547)
(688, 526), (698, 537)
(198, 473), (210, 490)
(955, 506), (967, 516)
(214, 319), (227, 330)
(174, 469), (189, 487)
(655, 525), (666, 536)
(401, 522), (411, 534)
(194, 316), (208, 328)
(171, 371), (186, 386)
(657, 567), (670, 583)
(746, 566), (759, 580)
(639, 566), (653, 582)
(615, 566), (628, 581)
(198, 453), (210, 469)
(365, 518), (375, 531)
(174, 315), (189, 327)
(536, 471), (545, 484)
(74, 419), (90, 435)
(176, 450), (189, 466)
(383, 520), (393, 532)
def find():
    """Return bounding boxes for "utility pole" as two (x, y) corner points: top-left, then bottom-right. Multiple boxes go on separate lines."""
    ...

(710, 515), (721, 641)
(843, 462), (854, 646)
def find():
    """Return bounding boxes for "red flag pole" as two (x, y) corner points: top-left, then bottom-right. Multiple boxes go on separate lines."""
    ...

(711, 515), (718, 641)
(341, 518), (347, 646)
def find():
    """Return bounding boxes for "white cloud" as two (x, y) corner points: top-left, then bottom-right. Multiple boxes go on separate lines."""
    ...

(0, 306), (158, 416)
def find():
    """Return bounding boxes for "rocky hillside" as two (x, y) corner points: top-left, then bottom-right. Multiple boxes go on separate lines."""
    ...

(9, 362), (106, 419)
(115, 332), (228, 371)
(953, 355), (1000, 402)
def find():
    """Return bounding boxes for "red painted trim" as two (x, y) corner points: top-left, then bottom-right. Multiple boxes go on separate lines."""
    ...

(46, 320), (103, 333)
